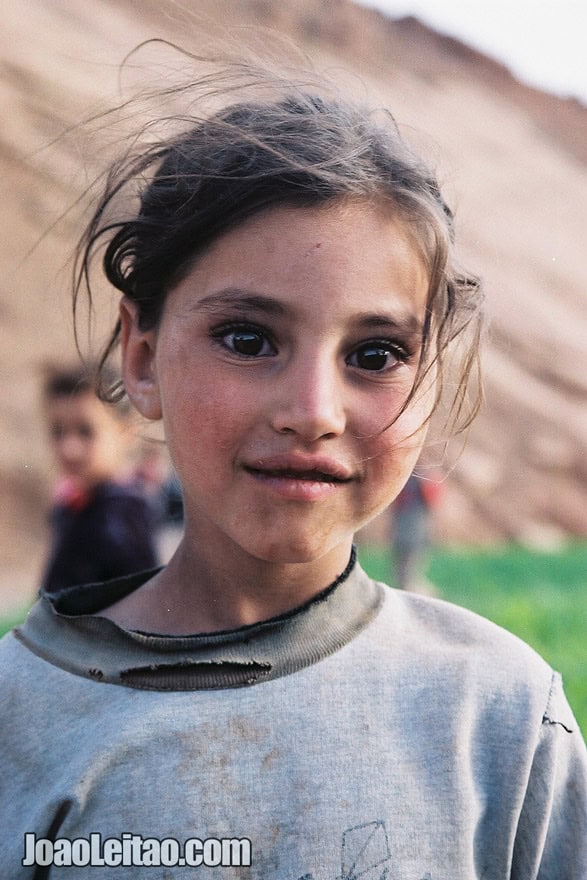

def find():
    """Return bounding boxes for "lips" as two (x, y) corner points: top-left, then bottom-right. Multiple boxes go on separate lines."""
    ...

(244, 454), (354, 483)
(247, 467), (348, 483)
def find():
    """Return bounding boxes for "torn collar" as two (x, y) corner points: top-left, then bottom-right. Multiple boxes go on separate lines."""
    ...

(15, 549), (384, 691)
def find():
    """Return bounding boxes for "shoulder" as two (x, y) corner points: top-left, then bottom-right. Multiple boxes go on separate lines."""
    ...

(0, 628), (45, 699)
(0, 628), (23, 667)
(379, 582), (549, 668)
(362, 579), (557, 726)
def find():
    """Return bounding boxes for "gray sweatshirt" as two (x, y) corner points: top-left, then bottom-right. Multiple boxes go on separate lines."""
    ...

(1, 557), (586, 878)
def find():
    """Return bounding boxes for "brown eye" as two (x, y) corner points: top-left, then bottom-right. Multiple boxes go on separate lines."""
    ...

(216, 324), (276, 358)
(347, 342), (402, 372)
(230, 330), (267, 356)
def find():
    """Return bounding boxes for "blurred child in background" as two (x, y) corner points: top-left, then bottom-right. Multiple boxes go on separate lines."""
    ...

(390, 470), (442, 592)
(40, 364), (159, 593)
(131, 438), (184, 561)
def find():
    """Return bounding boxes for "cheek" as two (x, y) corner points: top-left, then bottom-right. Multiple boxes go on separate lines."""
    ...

(359, 404), (430, 505)
(159, 372), (252, 473)
(351, 363), (434, 441)
(365, 425), (423, 480)
(359, 378), (432, 455)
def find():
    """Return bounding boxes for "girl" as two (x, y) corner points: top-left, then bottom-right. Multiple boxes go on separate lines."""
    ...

(1, 57), (585, 878)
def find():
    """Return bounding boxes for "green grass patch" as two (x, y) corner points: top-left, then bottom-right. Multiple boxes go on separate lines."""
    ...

(0, 607), (29, 639)
(359, 543), (587, 738)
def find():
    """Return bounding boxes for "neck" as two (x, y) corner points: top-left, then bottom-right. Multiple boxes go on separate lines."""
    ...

(99, 531), (354, 635)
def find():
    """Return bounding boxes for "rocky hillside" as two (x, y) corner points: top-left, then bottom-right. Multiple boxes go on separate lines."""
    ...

(1, 0), (586, 608)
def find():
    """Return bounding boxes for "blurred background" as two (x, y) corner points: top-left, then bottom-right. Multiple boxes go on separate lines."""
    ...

(0, 0), (585, 728)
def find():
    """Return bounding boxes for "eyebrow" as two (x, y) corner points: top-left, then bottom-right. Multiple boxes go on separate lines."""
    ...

(354, 312), (423, 337)
(189, 289), (289, 318)
(190, 287), (423, 336)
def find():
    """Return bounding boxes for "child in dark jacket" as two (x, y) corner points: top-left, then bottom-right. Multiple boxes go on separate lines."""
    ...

(40, 365), (158, 593)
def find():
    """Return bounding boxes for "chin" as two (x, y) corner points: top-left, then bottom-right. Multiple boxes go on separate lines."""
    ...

(254, 543), (323, 565)
(244, 529), (350, 567)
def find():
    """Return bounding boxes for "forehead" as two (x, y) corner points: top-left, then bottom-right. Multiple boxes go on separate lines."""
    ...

(168, 200), (429, 320)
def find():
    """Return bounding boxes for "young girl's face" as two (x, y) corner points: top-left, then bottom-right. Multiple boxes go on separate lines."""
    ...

(122, 201), (432, 569)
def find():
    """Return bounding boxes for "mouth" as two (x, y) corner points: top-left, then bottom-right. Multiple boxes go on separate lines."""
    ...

(243, 456), (354, 500)
(245, 466), (351, 483)
(244, 454), (354, 482)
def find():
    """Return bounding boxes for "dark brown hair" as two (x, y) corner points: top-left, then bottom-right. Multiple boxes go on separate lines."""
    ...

(75, 54), (483, 432)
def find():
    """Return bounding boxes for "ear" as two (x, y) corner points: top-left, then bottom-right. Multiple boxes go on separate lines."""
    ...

(119, 297), (162, 421)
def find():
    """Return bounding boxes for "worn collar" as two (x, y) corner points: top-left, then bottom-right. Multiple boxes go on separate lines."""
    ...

(16, 549), (383, 691)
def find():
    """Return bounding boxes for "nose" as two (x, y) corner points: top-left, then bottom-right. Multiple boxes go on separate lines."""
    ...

(270, 353), (347, 441)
